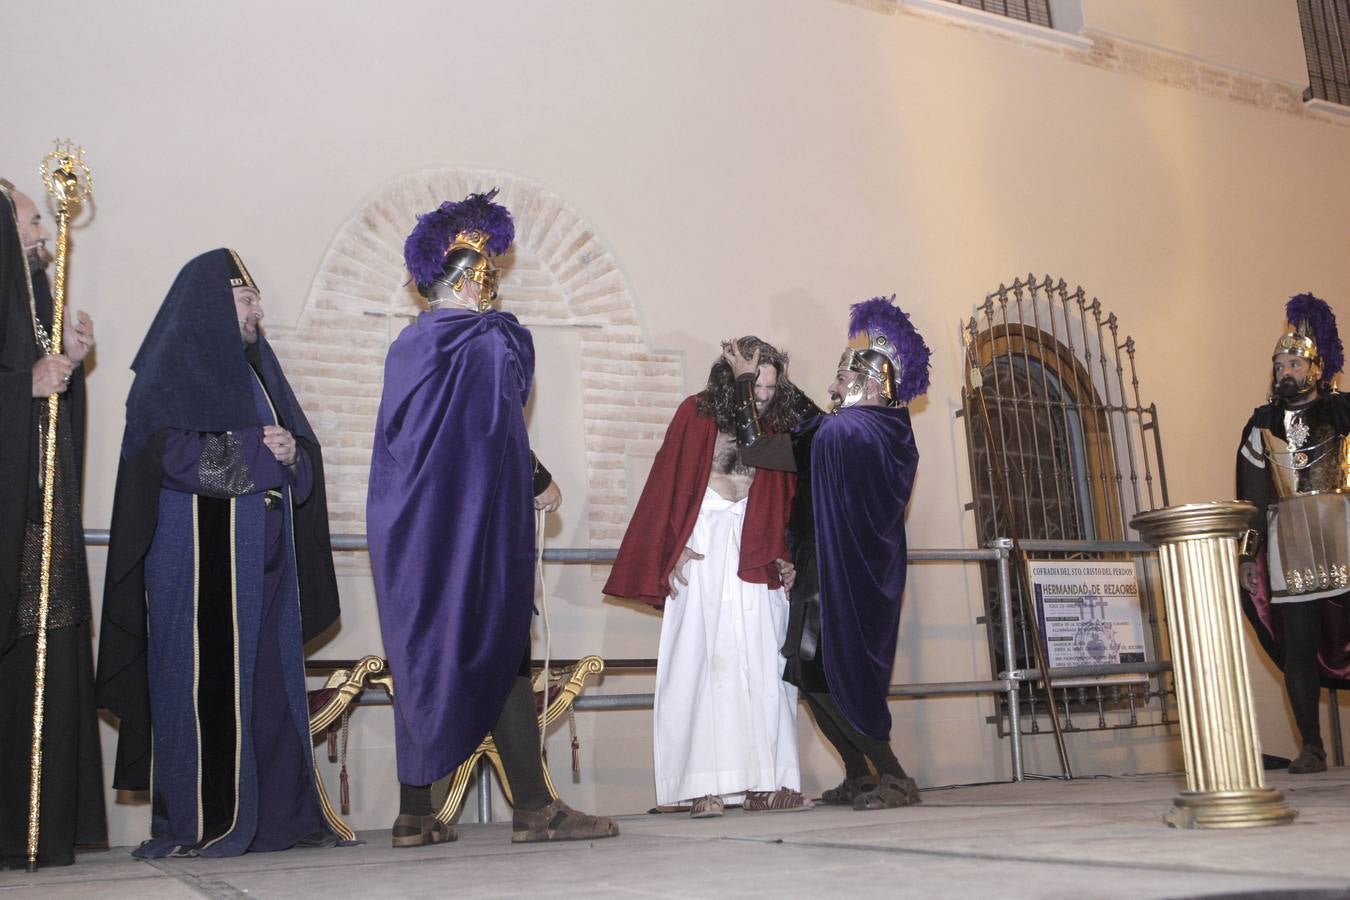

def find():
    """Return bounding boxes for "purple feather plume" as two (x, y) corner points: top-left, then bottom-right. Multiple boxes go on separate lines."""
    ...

(403, 188), (515, 288)
(849, 295), (931, 403)
(1286, 292), (1343, 380)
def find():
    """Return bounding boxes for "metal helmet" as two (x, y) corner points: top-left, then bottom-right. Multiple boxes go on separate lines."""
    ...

(835, 295), (931, 410)
(1272, 293), (1342, 400)
(404, 189), (514, 310)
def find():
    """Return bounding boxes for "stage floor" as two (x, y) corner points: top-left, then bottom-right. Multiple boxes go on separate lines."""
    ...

(6, 770), (1350, 899)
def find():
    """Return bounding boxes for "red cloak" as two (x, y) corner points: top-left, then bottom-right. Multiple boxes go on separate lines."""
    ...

(603, 396), (794, 609)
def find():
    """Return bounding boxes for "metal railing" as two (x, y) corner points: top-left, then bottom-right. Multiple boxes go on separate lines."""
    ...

(81, 529), (1183, 784)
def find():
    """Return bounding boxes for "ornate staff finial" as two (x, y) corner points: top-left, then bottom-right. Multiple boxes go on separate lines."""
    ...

(39, 140), (94, 213)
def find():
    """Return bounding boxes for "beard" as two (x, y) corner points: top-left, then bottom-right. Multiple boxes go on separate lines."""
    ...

(1276, 375), (1311, 401)
(26, 243), (51, 269)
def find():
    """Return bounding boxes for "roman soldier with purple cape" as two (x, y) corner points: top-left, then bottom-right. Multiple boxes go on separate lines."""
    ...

(734, 296), (930, 812)
(97, 249), (340, 857)
(368, 190), (617, 847)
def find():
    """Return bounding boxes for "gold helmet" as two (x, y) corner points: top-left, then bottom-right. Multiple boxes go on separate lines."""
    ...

(404, 189), (514, 311)
(1272, 293), (1342, 399)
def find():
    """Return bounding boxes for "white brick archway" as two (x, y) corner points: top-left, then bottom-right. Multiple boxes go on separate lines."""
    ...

(267, 167), (683, 557)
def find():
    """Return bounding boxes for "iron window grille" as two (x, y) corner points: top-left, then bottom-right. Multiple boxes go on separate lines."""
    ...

(1299, 0), (1350, 105)
(959, 276), (1174, 740)
(939, 0), (1052, 29)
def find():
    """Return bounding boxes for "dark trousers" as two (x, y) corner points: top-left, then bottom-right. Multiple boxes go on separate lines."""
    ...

(1281, 599), (1326, 749)
(803, 689), (905, 781)
(400, 673), (552, 815)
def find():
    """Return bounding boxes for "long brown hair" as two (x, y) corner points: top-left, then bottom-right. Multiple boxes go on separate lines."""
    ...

(695, 336), (805, 433)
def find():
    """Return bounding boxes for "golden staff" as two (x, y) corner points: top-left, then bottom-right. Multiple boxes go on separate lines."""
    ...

(26, 140), (93, 873)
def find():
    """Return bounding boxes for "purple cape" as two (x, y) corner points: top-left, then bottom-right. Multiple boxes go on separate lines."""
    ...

(813, 405), (918, 740)
(367, 308), (537, 786)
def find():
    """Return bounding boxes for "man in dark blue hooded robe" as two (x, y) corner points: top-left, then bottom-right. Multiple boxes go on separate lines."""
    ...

(97, 249), (340, 857)
(0, 181), (105, 869)
(731, 296), (930, 812)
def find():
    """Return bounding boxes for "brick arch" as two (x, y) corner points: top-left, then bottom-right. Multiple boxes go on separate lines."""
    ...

(267, 167), (683, 552)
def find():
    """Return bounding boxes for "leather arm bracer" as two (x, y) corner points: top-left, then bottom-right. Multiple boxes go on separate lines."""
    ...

(733, 373), (763, 447)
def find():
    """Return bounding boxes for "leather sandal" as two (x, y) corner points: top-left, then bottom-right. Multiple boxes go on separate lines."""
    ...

(690, 795), (725, 818)
(744, 788), (813, 812)
(392, 813), (457, 848)
(852, 774), (922, 811)
(819, 776), (876, 805)
(1289, 743), (1328, 774)
(512, 798), (620, 843)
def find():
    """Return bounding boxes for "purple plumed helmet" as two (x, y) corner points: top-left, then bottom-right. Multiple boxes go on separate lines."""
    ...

(847, 295), (932, 404)
(1279, 292), (1343, 382)
(403, 188), (515, 290)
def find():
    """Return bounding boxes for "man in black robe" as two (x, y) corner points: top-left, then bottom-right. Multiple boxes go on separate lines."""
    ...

(0, 181), (105, 868)
(98, 249), (340, 856)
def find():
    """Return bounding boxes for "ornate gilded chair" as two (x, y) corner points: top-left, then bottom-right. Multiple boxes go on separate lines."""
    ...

(307, 655), (393, 841)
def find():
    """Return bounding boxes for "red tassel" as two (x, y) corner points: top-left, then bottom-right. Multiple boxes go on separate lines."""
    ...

(327, 727), (338, 763)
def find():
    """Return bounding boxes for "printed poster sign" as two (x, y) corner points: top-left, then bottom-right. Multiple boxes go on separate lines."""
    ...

(1027, 560), (1148, 687)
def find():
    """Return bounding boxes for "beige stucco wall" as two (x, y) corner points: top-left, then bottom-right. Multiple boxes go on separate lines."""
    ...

(3, 0), (1349, 846)
(1082, 0), (1310, 84)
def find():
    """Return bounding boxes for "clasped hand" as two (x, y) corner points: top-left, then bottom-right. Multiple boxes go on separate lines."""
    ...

(262, 425), (299, 466)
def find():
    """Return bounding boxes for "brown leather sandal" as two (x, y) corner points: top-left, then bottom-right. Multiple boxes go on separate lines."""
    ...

(391, 813), (458, 848)
(512, 798), (620, 843)
(1289, 743), (1328, 774)
(744, 788), (813, 812)
(690, 795), (725, 818)
(852, 774), (921, 811)
(819, 776), (876, 805)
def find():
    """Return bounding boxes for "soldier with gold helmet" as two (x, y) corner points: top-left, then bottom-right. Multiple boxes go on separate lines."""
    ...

(1237, 293), (1350, 775)
(728, 295), (930, 811)
(368, 189), (617, 847)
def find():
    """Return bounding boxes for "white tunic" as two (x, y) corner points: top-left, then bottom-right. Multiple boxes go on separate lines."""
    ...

(653, 487), (800, 805)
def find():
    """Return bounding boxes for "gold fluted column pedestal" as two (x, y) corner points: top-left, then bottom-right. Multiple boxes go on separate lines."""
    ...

(1165, 788), (1296, 829)
(1132, 501), (1297, 830)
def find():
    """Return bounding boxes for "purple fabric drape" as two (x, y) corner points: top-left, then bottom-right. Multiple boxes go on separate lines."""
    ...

(812, 405), (918, 740)
(368, 308), (537, 786)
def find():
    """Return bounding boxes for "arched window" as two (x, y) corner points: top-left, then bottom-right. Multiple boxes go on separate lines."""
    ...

(966, 322), (1122, 545)
(960, 275), (1170, 737)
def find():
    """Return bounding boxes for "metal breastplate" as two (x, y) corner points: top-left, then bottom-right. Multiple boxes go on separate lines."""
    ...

(1261, 421), (1344, 498)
